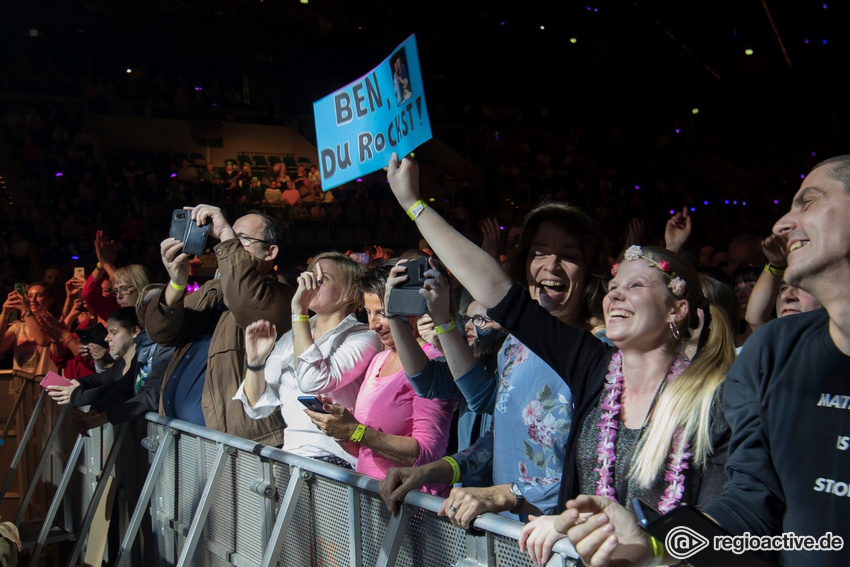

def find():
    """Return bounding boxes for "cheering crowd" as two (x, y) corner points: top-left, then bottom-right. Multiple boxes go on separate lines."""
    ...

(2, 151), (848, 567)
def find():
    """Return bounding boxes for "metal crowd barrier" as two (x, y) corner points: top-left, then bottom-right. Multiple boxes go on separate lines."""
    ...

(2, 386), (578, 566)
(120, 412), (578, 567)
(1, 369), (131, 567)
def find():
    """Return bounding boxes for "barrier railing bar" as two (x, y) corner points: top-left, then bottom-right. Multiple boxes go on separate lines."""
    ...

(65, 424), (129, 567)
(114, 427), (177, 567)
(25, 435), (85, 565)
(15, 405), (70, 524)
(259, 465), (307, 567)
(347, 485), (362, 567)
(145, 413), (269, 455)
(0, 388), (49, 502)
(375, 503), (412, 567)
(141, 414), (579, 563)
(176, 442), (232, 567)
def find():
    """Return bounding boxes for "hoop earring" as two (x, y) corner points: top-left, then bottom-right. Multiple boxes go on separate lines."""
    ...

(669, 322), (681, 341)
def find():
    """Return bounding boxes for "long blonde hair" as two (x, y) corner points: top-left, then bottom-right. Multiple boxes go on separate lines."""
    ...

(623, 248), (737, 489)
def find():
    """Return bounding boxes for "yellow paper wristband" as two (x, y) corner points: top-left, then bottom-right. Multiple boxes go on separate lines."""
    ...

(648, 535), (665, 567)
(764, 263), (785, 277)
(442, 456), (461, 485)
(434, 320), (457, 334)
(349, 424), (366, 443)
(292, 314), (310, 322)
(406, 200), (428, 221)
(170, 280), (188, 291)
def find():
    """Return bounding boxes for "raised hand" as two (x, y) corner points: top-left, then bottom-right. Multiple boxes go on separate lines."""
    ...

(762, 233), (787, 269)
(160, 238), (190, 286)
(386, 153), (421, 209)
(384, 261), (410, 307)
(34, 310), (69, 340)
(291, 264), (323, 315)
(2, 291), (24, 314)
(65, 277), (84, 298)
(416, 313), (437, 345)
(665, 207), (692, 253)
(420, 259), (451, 324)
(94, 230), (118, 265)
(189, 204), (233, 241)
(245, 320), (277, 368)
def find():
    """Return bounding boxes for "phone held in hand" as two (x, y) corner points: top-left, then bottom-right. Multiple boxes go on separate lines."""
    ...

(386, 257), (429, 317)
(74, 267), (85, 280)
(298, 395), (328, 413)
(169, 209), (211, 256)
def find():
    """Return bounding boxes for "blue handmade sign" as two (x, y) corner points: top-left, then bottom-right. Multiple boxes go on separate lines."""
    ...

(313, 35), (431, 190)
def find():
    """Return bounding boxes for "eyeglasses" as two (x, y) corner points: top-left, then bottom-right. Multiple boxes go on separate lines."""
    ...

(461, 314), (493, 327)
(111, 286), (136, 297)
(238, 234), (271, 247)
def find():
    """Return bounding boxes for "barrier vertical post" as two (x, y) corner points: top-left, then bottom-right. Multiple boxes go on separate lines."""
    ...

(0, 389), (49, 502)
(175, 442), (232, 566)
(64, 424), (129, 567)
(259, 465), (308, 567)
(14, 405), (69, 524)
(26, 434), (86, 567)
(113, 427), (177, 567)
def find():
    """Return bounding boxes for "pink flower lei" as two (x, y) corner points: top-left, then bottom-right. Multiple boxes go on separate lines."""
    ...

(595, 350), (691, 513)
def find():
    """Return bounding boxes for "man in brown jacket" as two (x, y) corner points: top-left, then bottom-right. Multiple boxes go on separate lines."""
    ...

(147, 204), (292, 445)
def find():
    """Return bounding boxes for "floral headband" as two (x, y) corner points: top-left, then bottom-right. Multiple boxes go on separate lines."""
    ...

(611, 245), (687, 298)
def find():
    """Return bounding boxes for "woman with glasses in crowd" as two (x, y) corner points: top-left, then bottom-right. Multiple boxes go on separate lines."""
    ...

(81, 230), (151, 321)
(380, 193), (611, 527)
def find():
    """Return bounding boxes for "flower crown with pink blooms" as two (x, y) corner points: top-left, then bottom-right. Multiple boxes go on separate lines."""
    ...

(611, 245), (688, 298)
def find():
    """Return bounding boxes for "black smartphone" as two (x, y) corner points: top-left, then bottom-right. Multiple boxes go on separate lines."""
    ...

(14, 282), (26, 297)
(169, 209), (211, 256)
(75, 323), (109, 349)
(386, 257), (429, 316)
(632, 499), (771, 567)
(168, 209), (189, 241)
(297, 395), (328, 413)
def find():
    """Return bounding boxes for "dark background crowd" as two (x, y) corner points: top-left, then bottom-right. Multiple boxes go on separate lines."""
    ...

(0, 0), (847, 314)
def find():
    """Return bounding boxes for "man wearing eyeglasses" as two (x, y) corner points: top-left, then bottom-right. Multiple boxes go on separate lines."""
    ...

(147, 204), (293, 444)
